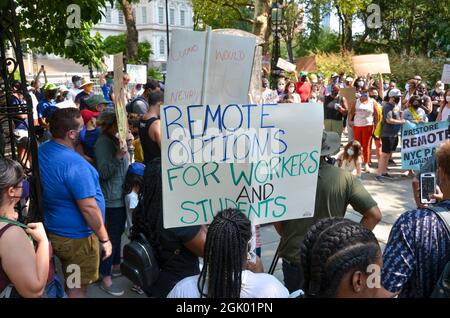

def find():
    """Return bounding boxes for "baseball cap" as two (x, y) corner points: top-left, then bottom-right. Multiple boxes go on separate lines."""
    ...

(85, 95), (108, 108)
(43, 83), (58, 91)
(345, 77), (354, 82)
(58, 85), (69, 93)
(321, 131), (340, 156)
(128, 162), (146, 177)
(80, 109), (100, 125)
(388, 88), (402, 97)
(331, 73), (339, 78)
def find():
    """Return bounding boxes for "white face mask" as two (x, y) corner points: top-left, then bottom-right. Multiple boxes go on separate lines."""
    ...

(347, 149), (354, 156)
(435, 88), (443, 94)
(278, 82), (286, 91)
(446, 96), (450, 102)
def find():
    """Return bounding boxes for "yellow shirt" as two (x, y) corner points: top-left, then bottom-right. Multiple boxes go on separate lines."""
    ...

(133, 139), (144, 163)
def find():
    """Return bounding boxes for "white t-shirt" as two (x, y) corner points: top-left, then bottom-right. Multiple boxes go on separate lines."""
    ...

(67, 87), (82, 102)
(354, 98), (375, 127)
(441, 106), (450, 122)
(167, 270), (289, 298)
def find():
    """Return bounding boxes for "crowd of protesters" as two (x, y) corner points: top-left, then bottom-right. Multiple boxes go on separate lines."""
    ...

(0, 64), (449, 300)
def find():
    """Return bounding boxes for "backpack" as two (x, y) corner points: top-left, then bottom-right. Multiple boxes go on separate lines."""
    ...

(427, 205), (450, 298)
(121, 232), (160, 290)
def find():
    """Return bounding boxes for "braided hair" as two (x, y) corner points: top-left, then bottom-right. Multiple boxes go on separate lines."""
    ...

(129, 157), (162, 246)
(197, 209), (252, 298)
(300, 217), (380, 298)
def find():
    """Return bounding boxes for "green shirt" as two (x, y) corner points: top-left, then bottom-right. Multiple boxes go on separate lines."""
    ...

(279, 160), (377, 264)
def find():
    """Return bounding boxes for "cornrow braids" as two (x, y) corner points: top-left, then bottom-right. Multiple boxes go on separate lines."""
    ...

(197, 209), (252, 298)
(300, 217), (380, 298)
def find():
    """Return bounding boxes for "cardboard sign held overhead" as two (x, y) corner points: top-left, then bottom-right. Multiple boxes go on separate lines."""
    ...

(113, 53), (129, 142)
(441, 64), (450, 84)
(103, 55), (114, 72)
(161, 103), (324, 229)
(126, 64), (147, 84)
(339, 87), (357, 106)
(353, 54), (391, 76)
(277, 58), (296, 73)
(165, 29), (256, 106)
(296, 56), (317, 72)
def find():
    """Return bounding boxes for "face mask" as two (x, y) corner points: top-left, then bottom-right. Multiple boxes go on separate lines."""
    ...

(347, 149), (354, 156)
(75, 80), (82, 87)
(107, 78), (113, 85)
(446, 96), (450, 102)
(289, 87), (295, 93)
(72, 131), (81, 148)
(360, 92), (369, 98)
(435, 88), (442, 94)
(277, 82), (285, 91)
(357, 81), (365, 87)
(384, 84), (389, 90)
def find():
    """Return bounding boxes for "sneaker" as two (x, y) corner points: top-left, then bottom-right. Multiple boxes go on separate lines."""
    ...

(131, 285), (144, 295)
(100, 281), (125, 297)
(375, 176), (384, 183)
(112, 268), (122, 278)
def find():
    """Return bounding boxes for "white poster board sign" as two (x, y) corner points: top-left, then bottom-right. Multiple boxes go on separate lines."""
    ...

(441, 64), (450, 84)
(165, 29), (256, 105)
(277, 58), (296, 73)
(161, 103), (324, 228)
(126, 64), (148, 84)
(353, 54), (391, 76)
(104, 55), (114, 72)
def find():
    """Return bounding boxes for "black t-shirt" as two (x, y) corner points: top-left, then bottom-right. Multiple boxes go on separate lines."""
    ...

(139, 117), (161, 164)
(323, 95), (344, 120)
(429, 90), (444, 122)
(75, 91), (93, 110)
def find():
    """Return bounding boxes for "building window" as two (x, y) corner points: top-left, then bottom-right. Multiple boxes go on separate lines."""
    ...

(142, 7), (147, 24)
(118, 10), (124, 24)
(105, 7), (112, 23)
(160, 39), (165, 56)
(158, 7), (164, 24)
(180, 10), (185, 26)
(170, 8), (175, 25)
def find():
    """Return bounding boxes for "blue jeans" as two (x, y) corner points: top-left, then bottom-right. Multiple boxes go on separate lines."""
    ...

(282, 259), (304, 293)
(100, 207), (126, 277)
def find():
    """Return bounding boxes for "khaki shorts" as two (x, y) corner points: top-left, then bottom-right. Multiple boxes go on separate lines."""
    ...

(48, 233), (100, 287)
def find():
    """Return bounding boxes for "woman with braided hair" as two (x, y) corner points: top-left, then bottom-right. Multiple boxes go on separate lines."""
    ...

(167, 209), (289, 298)
(300, 217), (382, 298)
(130, 157), (206, 298)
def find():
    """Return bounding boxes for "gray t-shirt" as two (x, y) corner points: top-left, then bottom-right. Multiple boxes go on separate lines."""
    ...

(381, 102), (402, 137)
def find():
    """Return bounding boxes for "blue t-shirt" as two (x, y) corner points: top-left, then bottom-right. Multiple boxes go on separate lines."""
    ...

(37, 99), (57, 119)
(39, 140), (106, 239)
(80, 127), (101, 159)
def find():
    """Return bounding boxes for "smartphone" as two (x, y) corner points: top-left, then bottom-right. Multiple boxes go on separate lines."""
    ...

(420, 173), (436, 204)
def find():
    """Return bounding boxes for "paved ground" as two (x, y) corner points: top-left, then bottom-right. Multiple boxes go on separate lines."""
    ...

(86, 134), (415, 298)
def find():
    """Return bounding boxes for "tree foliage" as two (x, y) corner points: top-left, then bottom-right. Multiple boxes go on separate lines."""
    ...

(15, 0), (113, 69)
(104, 34), (152, 64)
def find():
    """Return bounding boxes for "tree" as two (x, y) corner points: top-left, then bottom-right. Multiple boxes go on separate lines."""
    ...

(15, 0), (113, 69)
(104, 34), (152, 64)
(117, 0), (139, 63)
(279, 1), (305, 62)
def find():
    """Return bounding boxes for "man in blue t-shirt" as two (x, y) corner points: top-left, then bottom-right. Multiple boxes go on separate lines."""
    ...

(39, 108), (112, 298)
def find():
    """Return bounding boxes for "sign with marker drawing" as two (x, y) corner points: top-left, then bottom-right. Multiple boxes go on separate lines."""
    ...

(164, 29), (256, 105)
(161, 103), (324, 228)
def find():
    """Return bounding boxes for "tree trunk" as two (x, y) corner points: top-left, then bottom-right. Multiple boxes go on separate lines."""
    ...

(343, 14), (353, 51)
(121, 0), (138, 63)
(286, 40), (294, 63)
(252, 0), (272, 55)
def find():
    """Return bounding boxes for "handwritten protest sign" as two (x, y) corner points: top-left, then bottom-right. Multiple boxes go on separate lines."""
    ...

(353, 54), (391, 76)
(441, 64), (450, 84)
(103, 55), (114, 72)
(165, 29), (256, 105)
(340, 87), (357, 106)
(401, 121), (450, 170)
(277, 58), (296, 73)
(113, 53), (128, 142)
(161, 103), (324, 228)
(296, 56), (317, 72)
(126, 64), (147, 84)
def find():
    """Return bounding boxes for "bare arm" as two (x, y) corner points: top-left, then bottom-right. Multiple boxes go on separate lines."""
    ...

(0, 226), (49, 298)
(183, 225), (207, 257)
(347, 101), (356, 127)
(360, 205), (382, 231)
(77, 197), (109, 242)
(337, 96), (348, 115)
(378, 73), (384, 98)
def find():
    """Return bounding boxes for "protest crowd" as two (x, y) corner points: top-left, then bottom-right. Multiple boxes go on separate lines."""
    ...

(1, 49), (450, 300)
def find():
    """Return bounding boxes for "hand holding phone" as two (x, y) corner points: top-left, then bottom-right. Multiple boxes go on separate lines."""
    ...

(420, 173), (436, 204)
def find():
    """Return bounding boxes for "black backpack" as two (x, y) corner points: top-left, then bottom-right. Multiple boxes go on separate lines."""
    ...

(428, 205), (450, 298)
(121, 232), (160, 290)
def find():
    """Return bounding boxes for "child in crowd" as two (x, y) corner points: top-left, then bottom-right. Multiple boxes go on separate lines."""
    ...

(123, 162), (145, 295)
(336, 140), (363, 177)
(129, 116), (144, 163)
